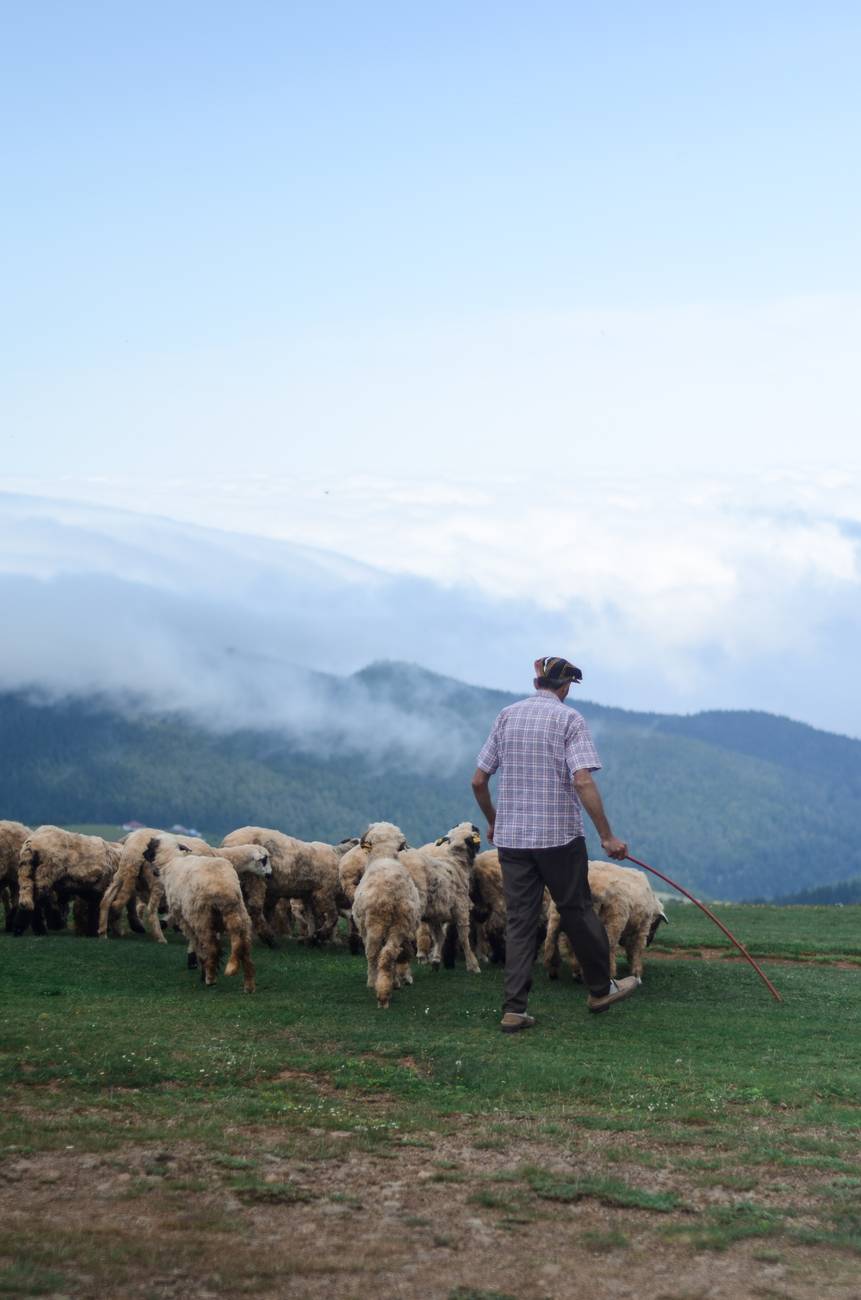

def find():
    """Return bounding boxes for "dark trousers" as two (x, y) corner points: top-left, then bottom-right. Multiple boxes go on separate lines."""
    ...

(499, 836), (611, 1013)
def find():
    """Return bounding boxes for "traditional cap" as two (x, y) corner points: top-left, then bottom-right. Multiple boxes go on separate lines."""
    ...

(533, 656), (583, 688)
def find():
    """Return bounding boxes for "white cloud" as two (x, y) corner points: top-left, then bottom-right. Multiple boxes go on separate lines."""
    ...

(2, 470), (860, 738)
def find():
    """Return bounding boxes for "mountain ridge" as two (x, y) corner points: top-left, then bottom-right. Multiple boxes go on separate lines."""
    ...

(1, 661), (859, 903)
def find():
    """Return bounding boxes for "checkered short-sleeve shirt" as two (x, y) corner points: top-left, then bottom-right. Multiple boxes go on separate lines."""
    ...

(476, 690), (601, 849)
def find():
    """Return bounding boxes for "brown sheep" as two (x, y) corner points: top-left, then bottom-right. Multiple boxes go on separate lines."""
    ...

(14, 827), (124, 937)
(98, 829), (216, 942)
(155, 846), (272, 992)
(544, 860), (668, 982)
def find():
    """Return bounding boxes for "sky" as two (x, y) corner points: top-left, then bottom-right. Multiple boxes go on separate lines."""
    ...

(2, 3), (860, 737)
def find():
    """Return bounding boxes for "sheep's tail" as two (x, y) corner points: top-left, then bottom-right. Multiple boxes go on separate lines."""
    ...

(222, 900), (256, 992)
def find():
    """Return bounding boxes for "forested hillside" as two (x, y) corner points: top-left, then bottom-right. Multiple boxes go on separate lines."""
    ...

(2, 661), (860, 901)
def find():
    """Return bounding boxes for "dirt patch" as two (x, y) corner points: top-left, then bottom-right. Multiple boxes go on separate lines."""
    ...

(2, 1120), (858, 1299)
(649, 948), (861, 969)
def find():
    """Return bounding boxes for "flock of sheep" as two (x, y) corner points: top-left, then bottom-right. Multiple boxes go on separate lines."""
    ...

(1, 817), (667, 1006)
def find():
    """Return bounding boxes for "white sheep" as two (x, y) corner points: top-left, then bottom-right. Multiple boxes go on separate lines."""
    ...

(221, 827), (348, 947)
(351, 824), (422, 1007)
(155, 845), (272, 992)
(341, 821), (482, 974)
(1, 820), (30, 932)
(544, 860), (668, 982)
(14, 827), (124, 937)
(98, 828), (217, 942)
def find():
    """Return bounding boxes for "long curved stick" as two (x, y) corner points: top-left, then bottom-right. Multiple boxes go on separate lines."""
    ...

(625, 854), (782, 1003)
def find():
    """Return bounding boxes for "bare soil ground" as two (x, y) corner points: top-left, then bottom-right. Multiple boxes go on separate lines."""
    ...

(3, 1115), (859, 1299)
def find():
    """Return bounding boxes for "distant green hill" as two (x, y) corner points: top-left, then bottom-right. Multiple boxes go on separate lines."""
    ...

(1, 661), (859, 902)
(767, 876), (861, 906)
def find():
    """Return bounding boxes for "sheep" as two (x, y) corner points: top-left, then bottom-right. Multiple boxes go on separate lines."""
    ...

(154, 845), (272, 991)
(423, 822), (484, 974)
(286, 838), (360, 945)
(442, 844), (550, 967)
(98, 829), (217, 942)
(1, 820), (30, 931)
(470, 849), (508, 964)
(342, 821), (482, 974)
(13, 827), (124, 937)
(221, 827), (350, 947)
(351, 824), (422, 1007)
(544, 860), (668, 982)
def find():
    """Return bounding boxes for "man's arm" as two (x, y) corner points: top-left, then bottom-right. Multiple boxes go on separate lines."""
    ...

(471, 767), (496, 844)
(573, 769), (627, 860)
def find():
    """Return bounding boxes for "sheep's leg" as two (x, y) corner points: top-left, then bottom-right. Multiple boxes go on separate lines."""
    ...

(98, 875), (123, 937)
(608, 940), (618, 980)
(2, 884), (15, 932)
(187, 941), (198, 970)
(142, 869), (168, 943)
(454, 898), (482, 974)
(125, 895), (146, 935)
(624, 928), (647, 980)
(308, 888), (339, 945)
(223, 908), (256, 993)
(348, 915), (364, 955)
(427, 923), (446, 971)
(375, 936), (400, 1008)
(242, 877), (276, 947)
(473, 921), (491, 964)
(441, 920), (459, 969)
(100, 866), (139, 937)
(416, 921), (432, 964)
(543, 907), (562, 979)
(200, 934), (220, 986)
(363, 925), (383, 990)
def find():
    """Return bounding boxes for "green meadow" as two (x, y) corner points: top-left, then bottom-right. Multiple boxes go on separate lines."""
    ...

(1, 904), (859, 1298)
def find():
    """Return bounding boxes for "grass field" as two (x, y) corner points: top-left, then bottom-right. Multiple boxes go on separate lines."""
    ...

(1, 904), (859, 1299)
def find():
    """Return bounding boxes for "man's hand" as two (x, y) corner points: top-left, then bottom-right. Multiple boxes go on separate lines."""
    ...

(601, 834), (628, 861)
(485, 819), (495, 845)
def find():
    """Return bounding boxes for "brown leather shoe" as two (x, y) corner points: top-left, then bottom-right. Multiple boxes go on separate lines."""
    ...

(587, 976), (639, 1014)
(500, 1012), (537, 1034)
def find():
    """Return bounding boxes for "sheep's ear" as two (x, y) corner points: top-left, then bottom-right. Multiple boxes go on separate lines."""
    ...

(471, 833), (481, 846)
(434, 836), (450, 846)
(398, 840), (408, 852)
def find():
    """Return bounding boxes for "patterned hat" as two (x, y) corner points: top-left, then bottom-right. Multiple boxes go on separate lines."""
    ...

(533, 656), (583, 687)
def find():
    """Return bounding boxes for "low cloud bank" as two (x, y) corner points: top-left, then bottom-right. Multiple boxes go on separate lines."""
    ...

(2, 486), (861, 744)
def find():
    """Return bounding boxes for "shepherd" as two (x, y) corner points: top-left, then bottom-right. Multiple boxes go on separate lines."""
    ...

(471, 656), (639, 1032)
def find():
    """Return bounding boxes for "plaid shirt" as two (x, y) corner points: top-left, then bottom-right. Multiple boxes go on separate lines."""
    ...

(476, 690), (601, 849)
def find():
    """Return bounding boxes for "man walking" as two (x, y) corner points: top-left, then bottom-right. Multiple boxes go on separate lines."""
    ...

(471, 656), (638, 1032)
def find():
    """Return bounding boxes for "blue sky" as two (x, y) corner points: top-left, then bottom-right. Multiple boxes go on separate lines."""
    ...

(2, 3), (860, 731)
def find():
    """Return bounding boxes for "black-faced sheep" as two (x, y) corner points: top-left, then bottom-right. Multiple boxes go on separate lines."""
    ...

(544, 860), (668, 982)
(422, 822), (483, 974)
(155, 845), (272, 992)
(98, 828), (217, 942)
(342, 822), (482, 974)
